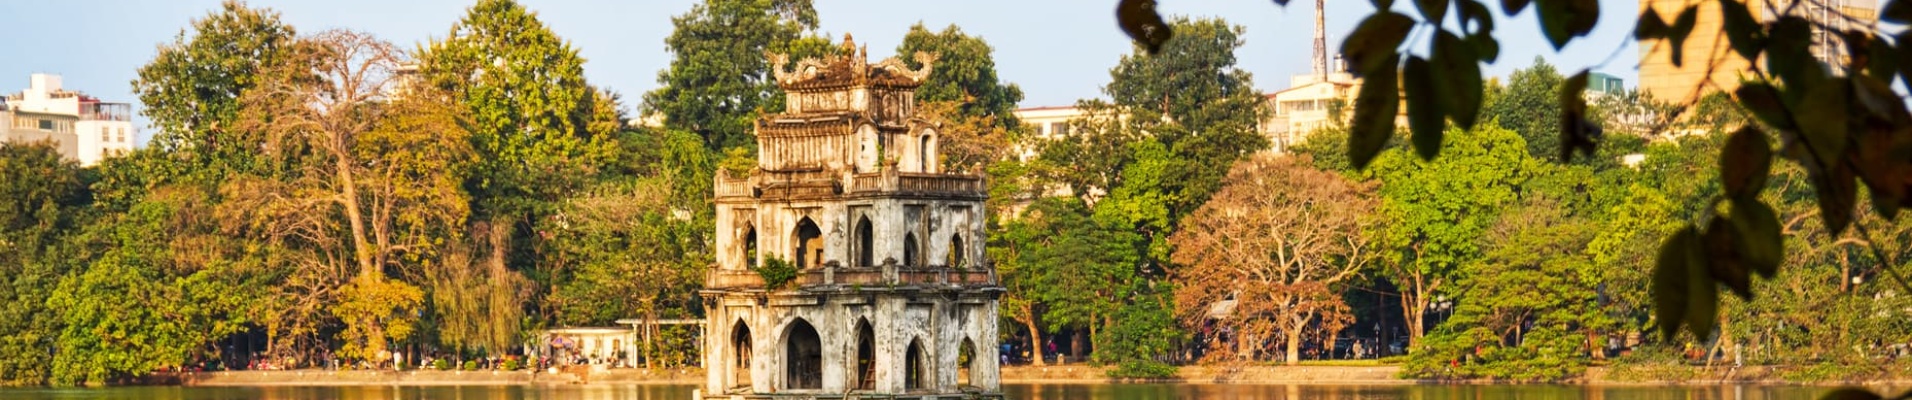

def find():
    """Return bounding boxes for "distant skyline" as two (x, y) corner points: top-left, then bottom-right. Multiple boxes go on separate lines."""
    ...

(0, 0), (1642, 144)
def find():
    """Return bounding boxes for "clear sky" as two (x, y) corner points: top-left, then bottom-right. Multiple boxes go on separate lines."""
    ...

(0, 0), (1641, 144)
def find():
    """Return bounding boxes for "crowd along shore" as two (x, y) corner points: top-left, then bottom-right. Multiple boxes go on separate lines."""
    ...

(150, 364), (1912, 387)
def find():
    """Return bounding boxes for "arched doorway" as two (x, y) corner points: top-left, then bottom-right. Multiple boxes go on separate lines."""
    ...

(947, 234), (965, 268)
(855, 217), (874, 267)
(793, 217), (822, 269)
(959, 337), (977, 388)
(903, 233), (919, 267)
(854, 318), (875, 390)
(742, 224), (758, 268)
(731, 321), (753, 390)
(905, 338), (927, 391)
(784, 319), (823, 390)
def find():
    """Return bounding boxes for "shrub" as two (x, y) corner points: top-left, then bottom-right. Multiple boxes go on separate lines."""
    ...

(754, 256), (799, 289)
(433, 359), (449, 371)
(462, 360), (478, 371)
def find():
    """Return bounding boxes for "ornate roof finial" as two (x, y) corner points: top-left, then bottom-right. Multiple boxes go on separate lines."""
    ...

(841, 33), (856, 52)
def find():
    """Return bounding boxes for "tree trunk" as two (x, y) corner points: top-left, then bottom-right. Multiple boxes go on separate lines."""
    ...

(1399, 287), (1427, 351)
(1283, 326), (1303, 366)
(1022, 307), (1045, 366)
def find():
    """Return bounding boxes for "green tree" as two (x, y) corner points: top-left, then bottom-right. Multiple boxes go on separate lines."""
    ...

(895, 23), (1024, 172)
(896, 22), (1025, 127)
(1482, 57), (1565, 160)
(1368, 125), (1535, 349)
(0, 143), (88, 386)
(132, 0), (298, 183)
(416, 0), (620, 345)
(644, 0), (825, 152)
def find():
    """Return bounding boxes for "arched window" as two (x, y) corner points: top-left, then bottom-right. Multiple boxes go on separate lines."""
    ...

(905, 338), (927, 391)
(947, 234), (965, 268)
(855, 217), (874, 267)
(958, 337), (977, 388)
(731, 322), (752, 389)
(784, 319), (822, 390)
(853, 318), (875, 390)
(919, 134), (933, 173)
(903, 233), (919, 267)
(793, 217), (823, 269)
(742, 225), (758, 269)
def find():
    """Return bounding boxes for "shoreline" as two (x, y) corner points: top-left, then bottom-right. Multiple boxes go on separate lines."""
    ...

(157, 364), (1912, 387)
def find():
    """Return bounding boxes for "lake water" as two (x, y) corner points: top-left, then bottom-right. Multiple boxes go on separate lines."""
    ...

(0, 383), (1864, 399)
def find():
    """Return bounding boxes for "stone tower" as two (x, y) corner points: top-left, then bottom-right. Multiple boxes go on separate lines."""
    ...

(698, 35), (1004, 400)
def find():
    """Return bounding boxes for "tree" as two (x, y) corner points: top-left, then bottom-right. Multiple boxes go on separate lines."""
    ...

(644, 0), (825, 152)
(1482, 57), (1565, 160)
(1368, 125), (1535, 349)
(895, 23), (1025, 172)
(1170, 154), (1377, 365)
(416, 0), (620, 343)
(896, 22), (1025, 128)
(991, 197), (1142, 367)
(0, 143), (87, 386)
(132, 0), (298, 183)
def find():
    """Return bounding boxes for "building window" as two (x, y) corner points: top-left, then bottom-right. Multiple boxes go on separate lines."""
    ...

(37, 119), (52, 130)
(1048, 122), (1070, 137)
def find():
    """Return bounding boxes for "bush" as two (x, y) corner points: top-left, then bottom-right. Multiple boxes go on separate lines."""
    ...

(462, 360), (478, 371)
(502, 358), (521, 371)
(433, 359), (449, 371)
(753, 256), (799, 289)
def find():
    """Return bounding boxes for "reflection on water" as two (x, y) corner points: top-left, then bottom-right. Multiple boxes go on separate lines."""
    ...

(1005, 384), (1845, 400)
(0, 384), (1863, 399)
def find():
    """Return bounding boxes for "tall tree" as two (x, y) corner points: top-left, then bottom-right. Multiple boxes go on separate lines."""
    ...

(0, 143), (88, 386)
(1481, 57), (1565, 160)
(895, 23), (1025, 172)
(1368, 125), (1535, 349)
(644, 0), (823, 152)
(132, 0), (298, 183)
(416, 0), (619, 343)
(1170, 154), (1377, 365)
(895, 22), (1024, 127)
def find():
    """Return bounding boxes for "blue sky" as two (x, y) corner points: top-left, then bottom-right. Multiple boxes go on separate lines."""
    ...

(0, 0), (1641, 143)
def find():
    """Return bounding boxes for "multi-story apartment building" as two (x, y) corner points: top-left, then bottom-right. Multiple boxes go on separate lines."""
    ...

(1638, 0), (1878, 102)
(1, 74), (136, 166)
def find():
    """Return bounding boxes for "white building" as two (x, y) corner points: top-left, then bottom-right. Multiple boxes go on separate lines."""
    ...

(1, 74), (136, 166)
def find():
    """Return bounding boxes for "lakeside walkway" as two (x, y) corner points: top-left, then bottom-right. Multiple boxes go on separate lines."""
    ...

(163, 364), (1912, 387)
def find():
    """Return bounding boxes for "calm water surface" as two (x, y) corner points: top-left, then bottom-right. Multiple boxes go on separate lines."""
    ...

(0, 384), (1864, 399)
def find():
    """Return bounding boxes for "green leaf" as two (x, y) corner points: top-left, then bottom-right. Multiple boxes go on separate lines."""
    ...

(1719, 126), (1773, 200)
(1717, 0), (1764, 63)
(1766, 17), (1817, 85)
(1117, 0), (1174, 54)
(1811, 163), (1860, 236)
(1734, 83), (1795, 130)
(1341, 12), (1416, 75)
(1652, 227), (1698, 342)
(1818, 387), (1884, 400)
(1404, 56), (1443, 160)
(1883, 0), (1912, 24)
(1702, 216), (1752, 300)
(1501, 0), (1531, 16)
(1683, 239), (1719, 341)
(1372, 0), (1397, 10)
(1558, 70), (1597, 161)
(1535, 0), (1600, 49)
(1729, 198), (1783, 279)
(1430, 30), (1483, 130)
(1458, 0), (1495, 34)
(1669, 6), (1698, 67)
(1634, 6), (1668, 40)
(1468, 32), (1501, 63)
(1866, 35), (1900, 88)
(1349, 54), (1402, 170)
(1416, 0), (1451, 25)
(1794, 81), (1850, 168)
